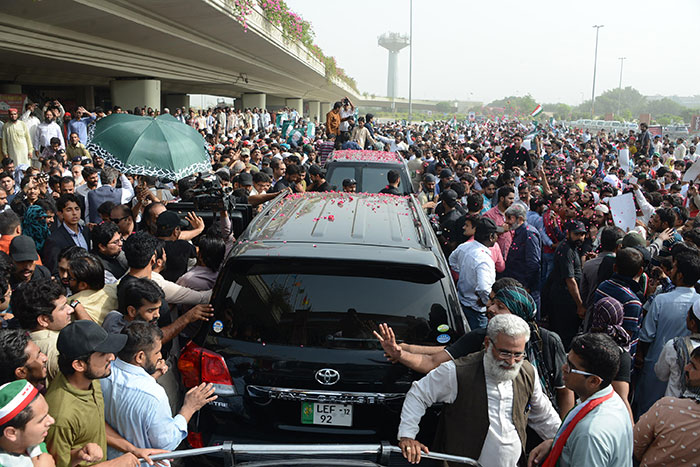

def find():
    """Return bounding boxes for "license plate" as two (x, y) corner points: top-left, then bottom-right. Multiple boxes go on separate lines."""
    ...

(301, 402), (352, 427)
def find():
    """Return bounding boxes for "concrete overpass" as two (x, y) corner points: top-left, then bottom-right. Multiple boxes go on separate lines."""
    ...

(0, 0), (358, 121)
(357, 97), (483, 114)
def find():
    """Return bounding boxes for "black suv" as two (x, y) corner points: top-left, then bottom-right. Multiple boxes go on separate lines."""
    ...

(179, 192), (465, 448)
(324, 150), (414, 194)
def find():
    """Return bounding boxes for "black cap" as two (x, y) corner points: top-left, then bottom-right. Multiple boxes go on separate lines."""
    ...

(238, 172), (253, 186)
(439, 168), (453, 179)
(156, 211), (188, 229)
(423, 173), (437, 183)
(441, 189), (458, 207)
(57, 320), (127, 360)
(568, 220), (587, 234)
(342, 178), (357, 187)
(9, 236), (38, 262)
(476, 217), (505, 236)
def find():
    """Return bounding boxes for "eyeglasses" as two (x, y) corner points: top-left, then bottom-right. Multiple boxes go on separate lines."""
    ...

(564, 358), (600, 378)
(107, 237), (123, 246)
(495, 347), (526, 361)
(110, 216), (130, 223)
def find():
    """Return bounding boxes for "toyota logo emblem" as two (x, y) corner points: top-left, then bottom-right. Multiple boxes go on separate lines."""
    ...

(315, 368), (340, 386)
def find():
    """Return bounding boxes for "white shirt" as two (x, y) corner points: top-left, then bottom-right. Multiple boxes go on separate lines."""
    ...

(674, 144), (687, 160)
(449, 240), (495, 311)
(34, 121), (65, 151)
(339, 108), (353, 132)
(655, 336), (700, 397)
(398, 358), (560, 467)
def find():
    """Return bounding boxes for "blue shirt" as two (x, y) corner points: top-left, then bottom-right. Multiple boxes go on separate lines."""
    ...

(101, 358), (187, 459)
(636, 286), (698, 416)
(527, 210), (552, 247)
(503, 222), (541, 291)
(62, 222), (88, 250)
(555, 385), (633, 467)
(593, 274), (644, 358)
(66, 115), (96, 143)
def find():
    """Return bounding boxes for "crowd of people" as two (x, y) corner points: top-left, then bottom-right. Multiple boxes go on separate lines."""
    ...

(0, 95), (699, 466)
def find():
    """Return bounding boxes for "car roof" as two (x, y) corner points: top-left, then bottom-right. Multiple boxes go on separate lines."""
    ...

(327, 150), (404, 164)
(236, 192), (438, 265)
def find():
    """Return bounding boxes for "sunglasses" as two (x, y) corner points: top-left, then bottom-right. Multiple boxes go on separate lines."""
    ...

(110, 215), (130, 223)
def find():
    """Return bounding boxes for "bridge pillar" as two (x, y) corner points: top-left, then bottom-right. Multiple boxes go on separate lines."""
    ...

(242, 93), (266, 110)
(285, 98), (303, 115)
(110, 79), (161, 112)
(320, 102), (332, 120)
(307, 100), (320, 123)
(164, 94), (189, 111)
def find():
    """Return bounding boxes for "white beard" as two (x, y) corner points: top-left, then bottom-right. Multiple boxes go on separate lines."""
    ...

(483, 349), (523, 382)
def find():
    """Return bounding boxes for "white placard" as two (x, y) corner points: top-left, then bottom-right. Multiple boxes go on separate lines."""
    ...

(683, 159), (700, 182)
(619, 149), (630, 173)
(608, 192), (637, 233)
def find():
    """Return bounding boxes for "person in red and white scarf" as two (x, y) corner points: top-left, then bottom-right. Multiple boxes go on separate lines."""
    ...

(528, 333), (632, 467)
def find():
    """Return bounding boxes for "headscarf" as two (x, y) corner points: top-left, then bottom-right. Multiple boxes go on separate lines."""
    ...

(591, 297), (631, 351)
(493, 286), (553, 401)
(493, 286), (536, 322)
(21, 205), (50, 252)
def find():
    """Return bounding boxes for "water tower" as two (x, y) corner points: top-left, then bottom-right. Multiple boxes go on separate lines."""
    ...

(378, 32), (409, 109)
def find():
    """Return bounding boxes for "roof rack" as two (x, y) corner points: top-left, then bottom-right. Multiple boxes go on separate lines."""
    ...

(406, 194), (432, 249)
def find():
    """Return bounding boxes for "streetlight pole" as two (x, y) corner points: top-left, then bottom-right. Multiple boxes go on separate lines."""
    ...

(591, 24), (604, 118)
(617, 57), (626, 117)
(408, 0), (413, 123)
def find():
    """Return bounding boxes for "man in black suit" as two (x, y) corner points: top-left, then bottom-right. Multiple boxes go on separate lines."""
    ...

(58, 175), (86, 221)
(41, 194), (90, 274)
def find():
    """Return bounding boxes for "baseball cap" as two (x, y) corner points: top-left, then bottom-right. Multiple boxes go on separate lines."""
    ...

(476, 217), (505, 236)
(9, 236), (38, 262)
(57, 320), (127, 360)
(439, 168), (454, 179)
(342, 178), (357, 187)
(156, 211), (188, 230)
(240, 148), (251, 157)
(568, 220), (587, 234)
(441, 189), (458, 207)
(618, 231), (646, 248)
(594, 204), (610, 214)
(423, 173), (437, 183)
(238, 172), (253, 187)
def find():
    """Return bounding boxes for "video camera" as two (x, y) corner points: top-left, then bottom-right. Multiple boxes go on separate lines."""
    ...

(187, 173), (236, 212)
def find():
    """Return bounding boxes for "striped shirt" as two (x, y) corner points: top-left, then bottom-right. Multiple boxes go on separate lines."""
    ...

(593, 274), (644, 357)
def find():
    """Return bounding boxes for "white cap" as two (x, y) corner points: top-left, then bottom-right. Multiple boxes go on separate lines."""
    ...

(693, 299), (700, 321)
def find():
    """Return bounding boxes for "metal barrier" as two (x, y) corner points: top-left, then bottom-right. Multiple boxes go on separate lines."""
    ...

(143, 442), (481, 466)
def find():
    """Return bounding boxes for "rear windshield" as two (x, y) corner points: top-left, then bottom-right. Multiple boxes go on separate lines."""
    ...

(326, 164), (411, 194)
(212, 267), (456, 349)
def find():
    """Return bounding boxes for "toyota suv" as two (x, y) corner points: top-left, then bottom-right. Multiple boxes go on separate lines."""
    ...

(179, 191), (465, 449)
(324, 150), (414, 194)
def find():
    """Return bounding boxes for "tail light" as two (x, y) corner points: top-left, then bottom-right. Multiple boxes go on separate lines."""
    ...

(178, 341), (236, 395)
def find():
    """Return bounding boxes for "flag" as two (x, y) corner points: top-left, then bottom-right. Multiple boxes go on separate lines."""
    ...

(530, 104), (543, 117)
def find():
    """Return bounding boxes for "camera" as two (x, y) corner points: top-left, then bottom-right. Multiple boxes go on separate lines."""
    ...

(185, 173), (236, 212)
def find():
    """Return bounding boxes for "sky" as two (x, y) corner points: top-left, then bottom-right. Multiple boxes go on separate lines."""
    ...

(285, 0), (700, 106)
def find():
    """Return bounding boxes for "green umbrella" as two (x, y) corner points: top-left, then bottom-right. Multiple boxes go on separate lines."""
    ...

(86, 113), (211, 181)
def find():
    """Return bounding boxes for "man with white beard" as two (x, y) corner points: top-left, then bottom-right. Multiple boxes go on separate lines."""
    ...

(397, 314), (560, 466)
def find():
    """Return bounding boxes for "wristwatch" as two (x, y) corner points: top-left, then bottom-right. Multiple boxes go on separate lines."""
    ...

(69, 299), (80, 309)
